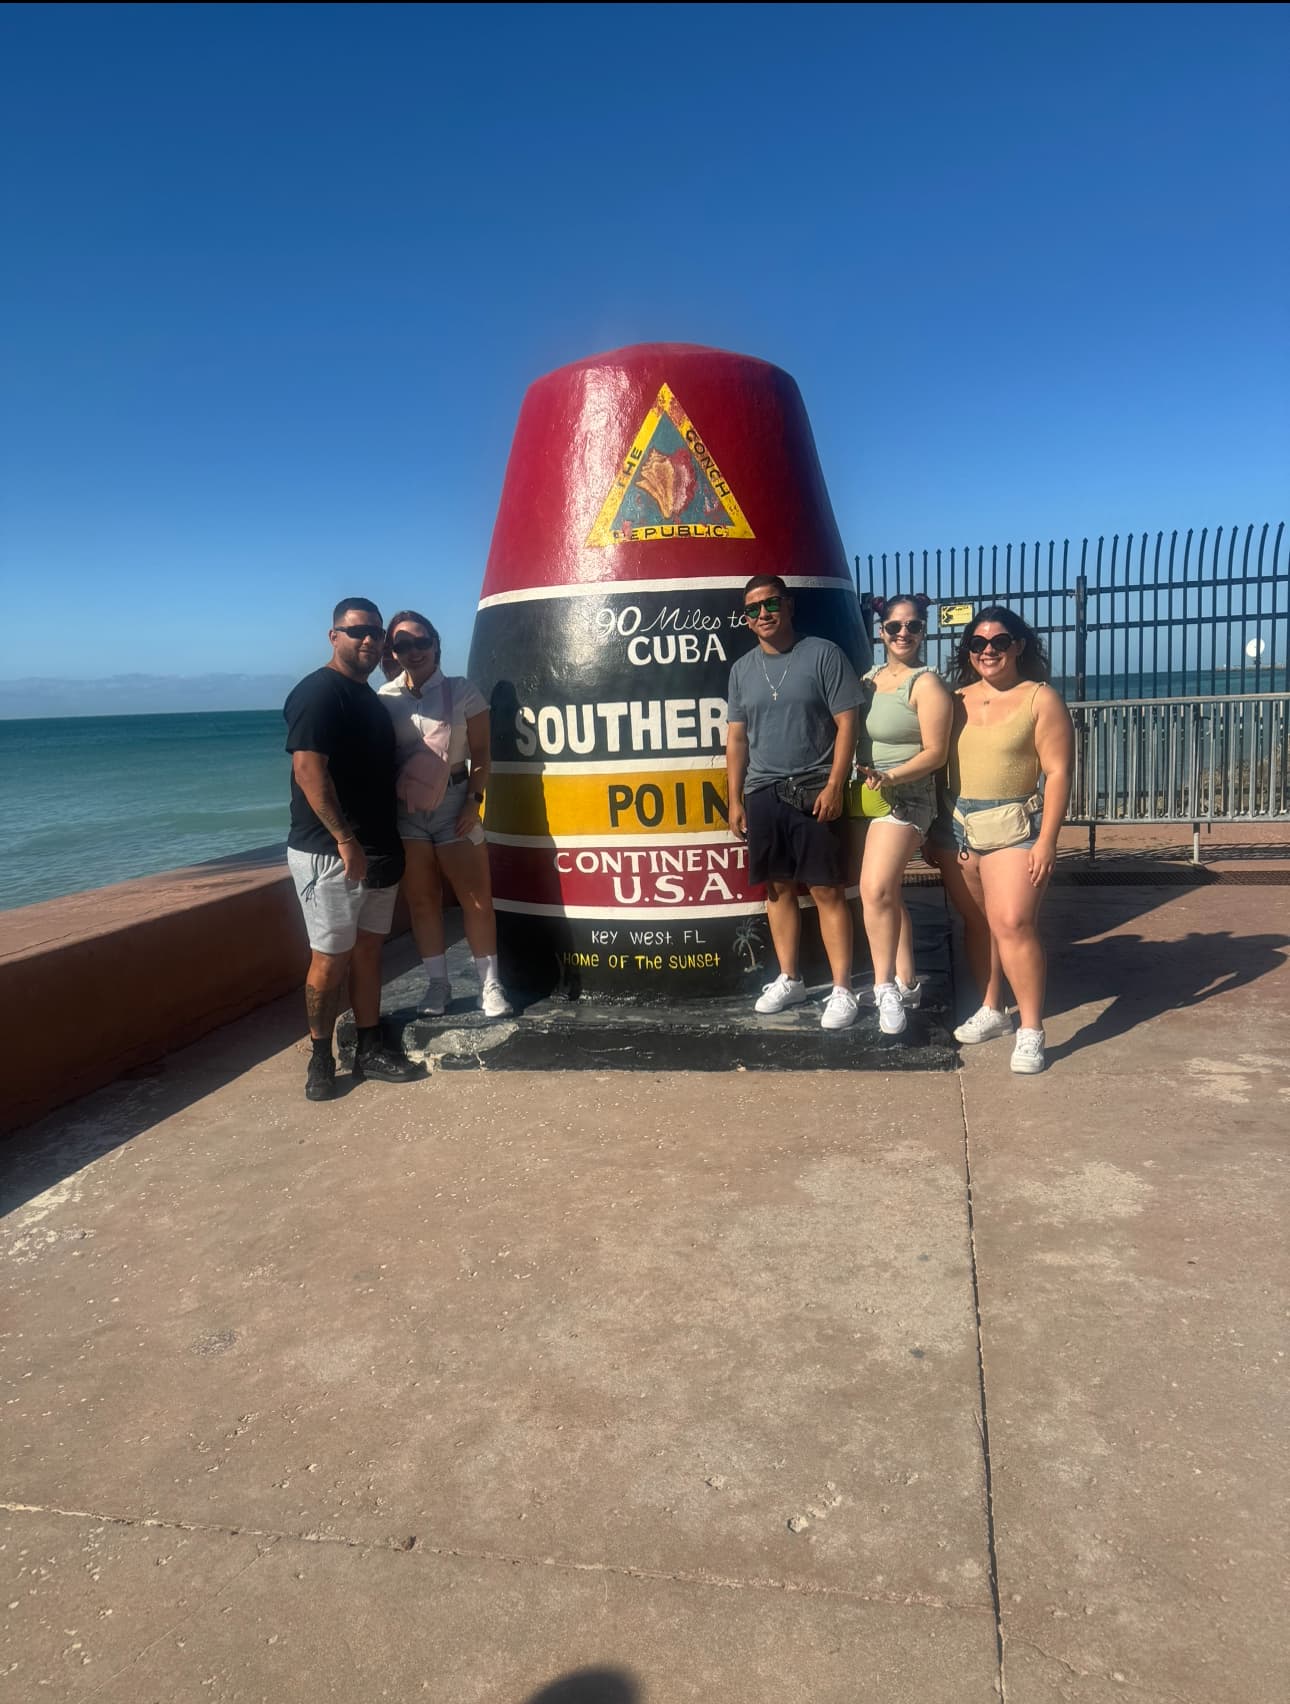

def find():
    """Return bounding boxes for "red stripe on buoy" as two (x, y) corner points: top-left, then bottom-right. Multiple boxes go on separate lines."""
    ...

(488, 838), (764, 914)
(480, 344), (854, 600)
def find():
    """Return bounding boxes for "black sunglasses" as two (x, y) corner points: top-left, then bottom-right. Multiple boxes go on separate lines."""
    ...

(883, 619), (925, 637)
(744, 596), (782, 618)
(334, 623), (385, 642)
(391, 632), (437, 655)
(967, 633), (1017, 655)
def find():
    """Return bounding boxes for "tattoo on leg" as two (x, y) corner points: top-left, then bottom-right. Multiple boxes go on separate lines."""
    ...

(305, 981), (345, 1040)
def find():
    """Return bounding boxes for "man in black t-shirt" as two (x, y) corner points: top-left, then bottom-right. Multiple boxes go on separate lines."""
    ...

(284, 598), (423, 1102)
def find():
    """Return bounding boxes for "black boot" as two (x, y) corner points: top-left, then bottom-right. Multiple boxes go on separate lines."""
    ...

(305, 1045), (337, 1102)
(353, 1028), (423, 1085)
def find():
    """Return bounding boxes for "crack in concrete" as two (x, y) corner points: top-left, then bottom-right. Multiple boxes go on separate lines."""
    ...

(1, 1498), (993, 1619)
(1007, 1634), (1200, 1704)
(85, 1533), (280, 1699)
(956, 1060), (1008, 1701)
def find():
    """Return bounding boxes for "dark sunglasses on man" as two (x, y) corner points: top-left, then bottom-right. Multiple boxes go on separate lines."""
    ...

(967, 633), (1017, 655)
(883, 619), (925, 636)
(744, 596), (782, 619)
(391, 633), (437, 655)
(334, 623), (385, 642)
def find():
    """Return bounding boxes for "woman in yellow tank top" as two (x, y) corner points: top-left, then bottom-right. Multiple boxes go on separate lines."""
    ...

(948, 607), (1073, 1075)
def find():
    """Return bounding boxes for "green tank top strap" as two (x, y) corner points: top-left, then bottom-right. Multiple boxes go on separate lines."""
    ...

(894, 665), (929, 703)
(863, 664), (929, 699)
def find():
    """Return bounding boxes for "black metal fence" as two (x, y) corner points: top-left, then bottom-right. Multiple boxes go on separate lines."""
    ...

(857, 522), (1287, 700)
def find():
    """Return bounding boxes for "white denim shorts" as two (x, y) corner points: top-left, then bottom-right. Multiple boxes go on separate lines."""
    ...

(287, 849), (399, 954)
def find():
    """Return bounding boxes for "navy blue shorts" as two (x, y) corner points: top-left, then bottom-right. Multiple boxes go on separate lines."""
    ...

(746, 785), (847, 888)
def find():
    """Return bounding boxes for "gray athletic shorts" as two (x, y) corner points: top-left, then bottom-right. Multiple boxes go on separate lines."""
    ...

(287, 849), (400, 954)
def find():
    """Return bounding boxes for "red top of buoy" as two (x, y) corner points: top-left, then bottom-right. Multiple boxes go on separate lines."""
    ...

(479, 343), (852, 600)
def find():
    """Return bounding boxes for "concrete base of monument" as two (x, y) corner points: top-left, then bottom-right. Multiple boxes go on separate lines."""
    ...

(339, 897), (956, 1073)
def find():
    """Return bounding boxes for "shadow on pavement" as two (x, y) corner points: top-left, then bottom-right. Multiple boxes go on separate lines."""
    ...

(0, 933), (422, 1218)
(524, 1670), (640, 1704)
(1042, 926), (1290, 1064)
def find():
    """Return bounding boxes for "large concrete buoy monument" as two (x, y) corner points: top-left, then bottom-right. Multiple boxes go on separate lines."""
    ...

(467, 343), (870, 999)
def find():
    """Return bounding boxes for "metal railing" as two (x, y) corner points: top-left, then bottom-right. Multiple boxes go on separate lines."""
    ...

(857, 521), (1287, 701)
(1067, 692), (1290, 860)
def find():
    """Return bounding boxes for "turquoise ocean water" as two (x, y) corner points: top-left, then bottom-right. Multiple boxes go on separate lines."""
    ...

(2, 669), (1286, 913)
(1, 711), (289, 913)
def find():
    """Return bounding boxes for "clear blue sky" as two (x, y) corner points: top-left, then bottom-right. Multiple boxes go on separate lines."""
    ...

(2, 2), (1286, 687)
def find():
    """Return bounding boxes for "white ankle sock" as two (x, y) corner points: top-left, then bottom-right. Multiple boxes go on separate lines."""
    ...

(422, 955), (447, 979)
(474, 954), (499, 986)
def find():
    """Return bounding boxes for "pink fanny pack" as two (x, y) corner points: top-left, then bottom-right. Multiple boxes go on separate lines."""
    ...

(396, 679), (455, 813)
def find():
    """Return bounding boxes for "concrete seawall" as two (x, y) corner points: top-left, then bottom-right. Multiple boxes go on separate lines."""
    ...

(0, 844), (408, 1136)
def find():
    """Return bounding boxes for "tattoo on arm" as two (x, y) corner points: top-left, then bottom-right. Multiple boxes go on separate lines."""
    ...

(293, 753), (353, 842)
(305, 980), (346, 1040)
(313, 772), (352, 842)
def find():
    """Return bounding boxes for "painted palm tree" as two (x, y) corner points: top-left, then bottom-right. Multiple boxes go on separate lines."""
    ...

(731, 917), (765, 973)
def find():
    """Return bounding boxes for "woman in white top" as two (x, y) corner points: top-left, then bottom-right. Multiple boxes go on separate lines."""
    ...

(378, 610), (512, 1019)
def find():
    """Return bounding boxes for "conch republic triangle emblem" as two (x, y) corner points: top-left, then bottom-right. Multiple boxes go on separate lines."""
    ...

(585, 383), (755, 546)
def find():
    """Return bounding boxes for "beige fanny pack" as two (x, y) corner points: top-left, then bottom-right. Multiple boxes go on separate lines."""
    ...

(952, 793), (1042, 854)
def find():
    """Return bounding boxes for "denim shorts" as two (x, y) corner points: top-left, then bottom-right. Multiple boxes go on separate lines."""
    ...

(398, 778), (485, 847)
(952, 796), (1042, 857)
(866, 777), (937, 839)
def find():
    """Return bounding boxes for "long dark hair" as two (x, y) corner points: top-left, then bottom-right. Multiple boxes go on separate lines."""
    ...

(953, 605), (1049, 687)
(381, 609), (440, 680)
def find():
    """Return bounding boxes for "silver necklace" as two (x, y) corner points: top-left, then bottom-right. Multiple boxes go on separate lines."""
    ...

(760, 649), (793, 700)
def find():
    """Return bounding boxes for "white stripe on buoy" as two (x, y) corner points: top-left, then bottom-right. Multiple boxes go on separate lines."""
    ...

(476, 574), (855, 611)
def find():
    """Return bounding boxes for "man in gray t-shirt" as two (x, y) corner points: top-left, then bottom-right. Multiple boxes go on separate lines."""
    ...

(726, 575), (862, 1030)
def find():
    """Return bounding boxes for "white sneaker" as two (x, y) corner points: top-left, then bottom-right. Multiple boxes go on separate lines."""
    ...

(479, 980), (514, 1019)
(896, 977), (923, 1009)
(821, 986), (859, 1030)
(953, 1005), (1014, 1045)
(1010, 1028), (1046, 1074)
(755, 974), (809, 1015)
(418, 976), (451, 1016)
(874, 982), (907, 1035)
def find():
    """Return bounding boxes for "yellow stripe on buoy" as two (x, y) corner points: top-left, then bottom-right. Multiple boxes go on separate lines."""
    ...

(485, 767), (731, 838)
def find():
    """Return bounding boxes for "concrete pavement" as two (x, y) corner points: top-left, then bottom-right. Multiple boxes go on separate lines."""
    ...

(2, 882), (1286, 1702)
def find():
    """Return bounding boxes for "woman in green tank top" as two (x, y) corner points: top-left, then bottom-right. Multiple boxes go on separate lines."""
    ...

(856, 595), (952, 1037)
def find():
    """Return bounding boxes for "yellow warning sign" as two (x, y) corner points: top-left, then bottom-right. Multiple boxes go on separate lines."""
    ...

(585, 383), (755, 547)
(939, 602), (974, 627)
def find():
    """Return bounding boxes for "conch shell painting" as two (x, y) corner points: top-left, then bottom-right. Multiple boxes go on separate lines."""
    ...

(636, 448), (697, 521)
